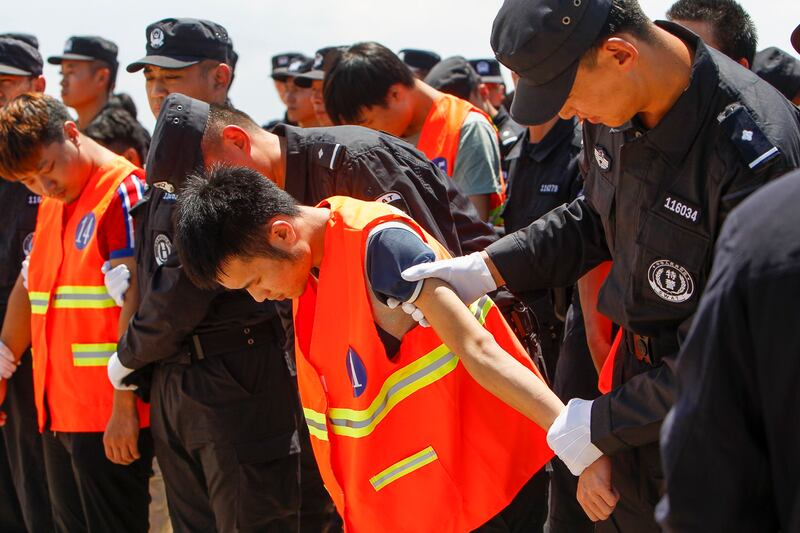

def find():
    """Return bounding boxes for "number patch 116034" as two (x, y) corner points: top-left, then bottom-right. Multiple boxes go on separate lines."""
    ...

(663, 196), (699, 223)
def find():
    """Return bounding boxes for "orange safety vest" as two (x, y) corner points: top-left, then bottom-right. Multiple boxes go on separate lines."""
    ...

(293, 196), (552, 532)
(416, 93), (506, 223)
(27, 157), (150, 432)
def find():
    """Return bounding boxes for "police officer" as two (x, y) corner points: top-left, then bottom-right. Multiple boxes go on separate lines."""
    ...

(293, 46), (345, 127)
(108, 19), (337, 532)
(752, 47), (800, 105)
(656, 168), (800, 530)
(401, 0), (800, 529)
(263, 52), (306, 130)
(469, 58), (526, 157)
(0, 35), (54, 533)
(47, 35), (119, 129)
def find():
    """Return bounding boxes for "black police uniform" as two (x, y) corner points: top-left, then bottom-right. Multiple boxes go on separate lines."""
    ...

(493, 106), (526, 161)
(275, 123), (497, 256)
(0, 181), (53, 533)
(657, 169), (800, 532)
(486, 23), (800, 531)
(503, 117), (598, 533)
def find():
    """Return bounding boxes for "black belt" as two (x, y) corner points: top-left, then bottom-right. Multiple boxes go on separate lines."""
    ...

(164, 321), (279, 365)
(624, 331), (679, 366)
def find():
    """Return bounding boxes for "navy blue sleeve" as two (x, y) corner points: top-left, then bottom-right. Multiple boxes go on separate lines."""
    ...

(366, 227), (436, 305)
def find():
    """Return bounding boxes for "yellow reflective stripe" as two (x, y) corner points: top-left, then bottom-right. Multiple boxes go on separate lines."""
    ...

(304, 407), (329, 441)
(369, 446), (438, 492)
(327, 345), (458, 438)
(53, 285), (115, 309)
(72, 343), (116, 367)
(29, 291), (50, 314)
(324, 296), (493, 439)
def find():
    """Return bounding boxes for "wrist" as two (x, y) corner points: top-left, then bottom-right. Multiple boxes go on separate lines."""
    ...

(481, 251), (506, 288)
(112, 389), (137, 410)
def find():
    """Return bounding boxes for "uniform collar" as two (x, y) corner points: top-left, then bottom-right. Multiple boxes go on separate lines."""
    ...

(272, 124), (307, 203)
(493, 105), (510, 128)
(526, 117), (578, 163)
(634, 20), (720, 166)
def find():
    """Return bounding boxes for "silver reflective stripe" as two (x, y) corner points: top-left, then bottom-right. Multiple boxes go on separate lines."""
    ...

(305, 417), (327, 433)
(327, 350), (456, 430)
(370, 447), (438, 490)
(54, 293), (110, 302)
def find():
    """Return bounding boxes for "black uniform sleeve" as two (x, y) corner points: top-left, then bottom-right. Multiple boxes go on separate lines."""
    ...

(117, 264), (219, 369)
(486, 197), (611, 293)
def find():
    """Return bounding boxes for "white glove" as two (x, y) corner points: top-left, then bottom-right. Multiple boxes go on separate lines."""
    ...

(401, 252), (497, 305)
(547, 398), (604, 476)
(101, 262), (130, 307)
(107, 352), (137, 391)
(21, 256), (29, 290)
(0, 341), (19, 380)
(386, 297), (430, 328)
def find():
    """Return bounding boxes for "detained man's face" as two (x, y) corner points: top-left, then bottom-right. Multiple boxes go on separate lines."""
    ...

(217, 253), (312, 302)
(15, 133), (86, 202)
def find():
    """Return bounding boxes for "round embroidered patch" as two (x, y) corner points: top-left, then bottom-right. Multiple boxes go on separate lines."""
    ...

(647, 259), (694, 303)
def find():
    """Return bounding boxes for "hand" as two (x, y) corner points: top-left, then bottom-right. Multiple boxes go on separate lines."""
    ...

(547, 398), (603, 476)
(102, 261), (131, 307)
(386, 298), (430, 327)
(107, 352), (137, 391)
(577, 455), (619, 522)
(0, 380), (7, 427)
(103, 393), (141, 465)
(0, 341), (19, 380)
(401, 252), (497, 305)
(21, 256), (29, 290)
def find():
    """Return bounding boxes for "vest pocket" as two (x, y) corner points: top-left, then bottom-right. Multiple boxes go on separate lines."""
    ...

(369, 446), (441, 492)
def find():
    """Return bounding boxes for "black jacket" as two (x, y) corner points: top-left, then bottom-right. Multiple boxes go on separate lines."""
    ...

(0, 181), (38, 310)
(485, 21), (800, 454)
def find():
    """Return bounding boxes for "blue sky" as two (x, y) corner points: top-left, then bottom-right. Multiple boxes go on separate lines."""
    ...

(5, 0), (798, 131)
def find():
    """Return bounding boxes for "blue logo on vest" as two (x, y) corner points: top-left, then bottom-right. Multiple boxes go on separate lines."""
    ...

(431, 157), (449, 174)
(346, 346), (367, 398)
(75, 212), (96, 250)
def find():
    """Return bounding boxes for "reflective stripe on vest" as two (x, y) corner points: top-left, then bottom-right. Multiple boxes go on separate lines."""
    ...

(369, 446), (439, 492)
(53, 286), (115, 309)
(304, 407), (329, 441)
(29, 291), (50, 315)
(325, 297), (492, 439)
(72, 343), (116, 367)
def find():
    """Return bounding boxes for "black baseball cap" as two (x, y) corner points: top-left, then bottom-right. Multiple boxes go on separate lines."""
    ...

(424, 56), (481, 101)
(0, 37), (43, 76)
(752, 47), (800, 101)
(271, 52), (306, 81)
(127, 18), (234, 73)
(469, 58), (505, 84)
(48, 36), (118, 69)
(491, 0), (612, 125)
(294, 46), (345, 87)
(0, 33), (38, 49)
(398, 49), (441, 73)
(146, 93), (209, 189)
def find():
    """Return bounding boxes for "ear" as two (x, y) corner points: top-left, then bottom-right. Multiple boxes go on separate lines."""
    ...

(120, 146), (142, 167)
(601, 37), (638, 71)
(220, 125), (252, 156)
(95, 67), (110, 88)
(63, 121), (80, 145)
(737, 58), (750, 69)
(32, 75), (46, 93)
(267, 218), (298, 250)
(478, 83), (490, 99)
(386, 83), (407, 105)
(213, 62), (233, 90)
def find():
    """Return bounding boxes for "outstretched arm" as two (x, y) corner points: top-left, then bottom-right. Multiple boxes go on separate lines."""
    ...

(414, 278), (564, 430)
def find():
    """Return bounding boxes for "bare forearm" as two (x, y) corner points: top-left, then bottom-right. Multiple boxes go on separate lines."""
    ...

(417, 280), (564, 430)
(468, 194), (490, 222)
(0, 276), (31, 361)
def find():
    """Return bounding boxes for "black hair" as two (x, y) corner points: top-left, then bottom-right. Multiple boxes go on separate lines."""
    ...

(583, 0), (653, 66)
(666, 0), (757, 65)
(175, 164), (300, 289)
(83, 106), (151, 163)
(323, 42), (415, 125)
(108, 93), (138, 118)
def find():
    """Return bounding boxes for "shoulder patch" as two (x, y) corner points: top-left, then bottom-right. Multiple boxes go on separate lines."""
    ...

(717, 103), (781, 170)
(313, 142), (346, 171)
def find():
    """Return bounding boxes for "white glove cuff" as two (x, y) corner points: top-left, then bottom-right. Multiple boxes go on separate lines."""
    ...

(547, 398), (603, 476)
(107, 352), (137, 391)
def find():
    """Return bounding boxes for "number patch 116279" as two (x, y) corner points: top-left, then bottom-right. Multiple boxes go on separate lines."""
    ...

(663, 196), (699, 223)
